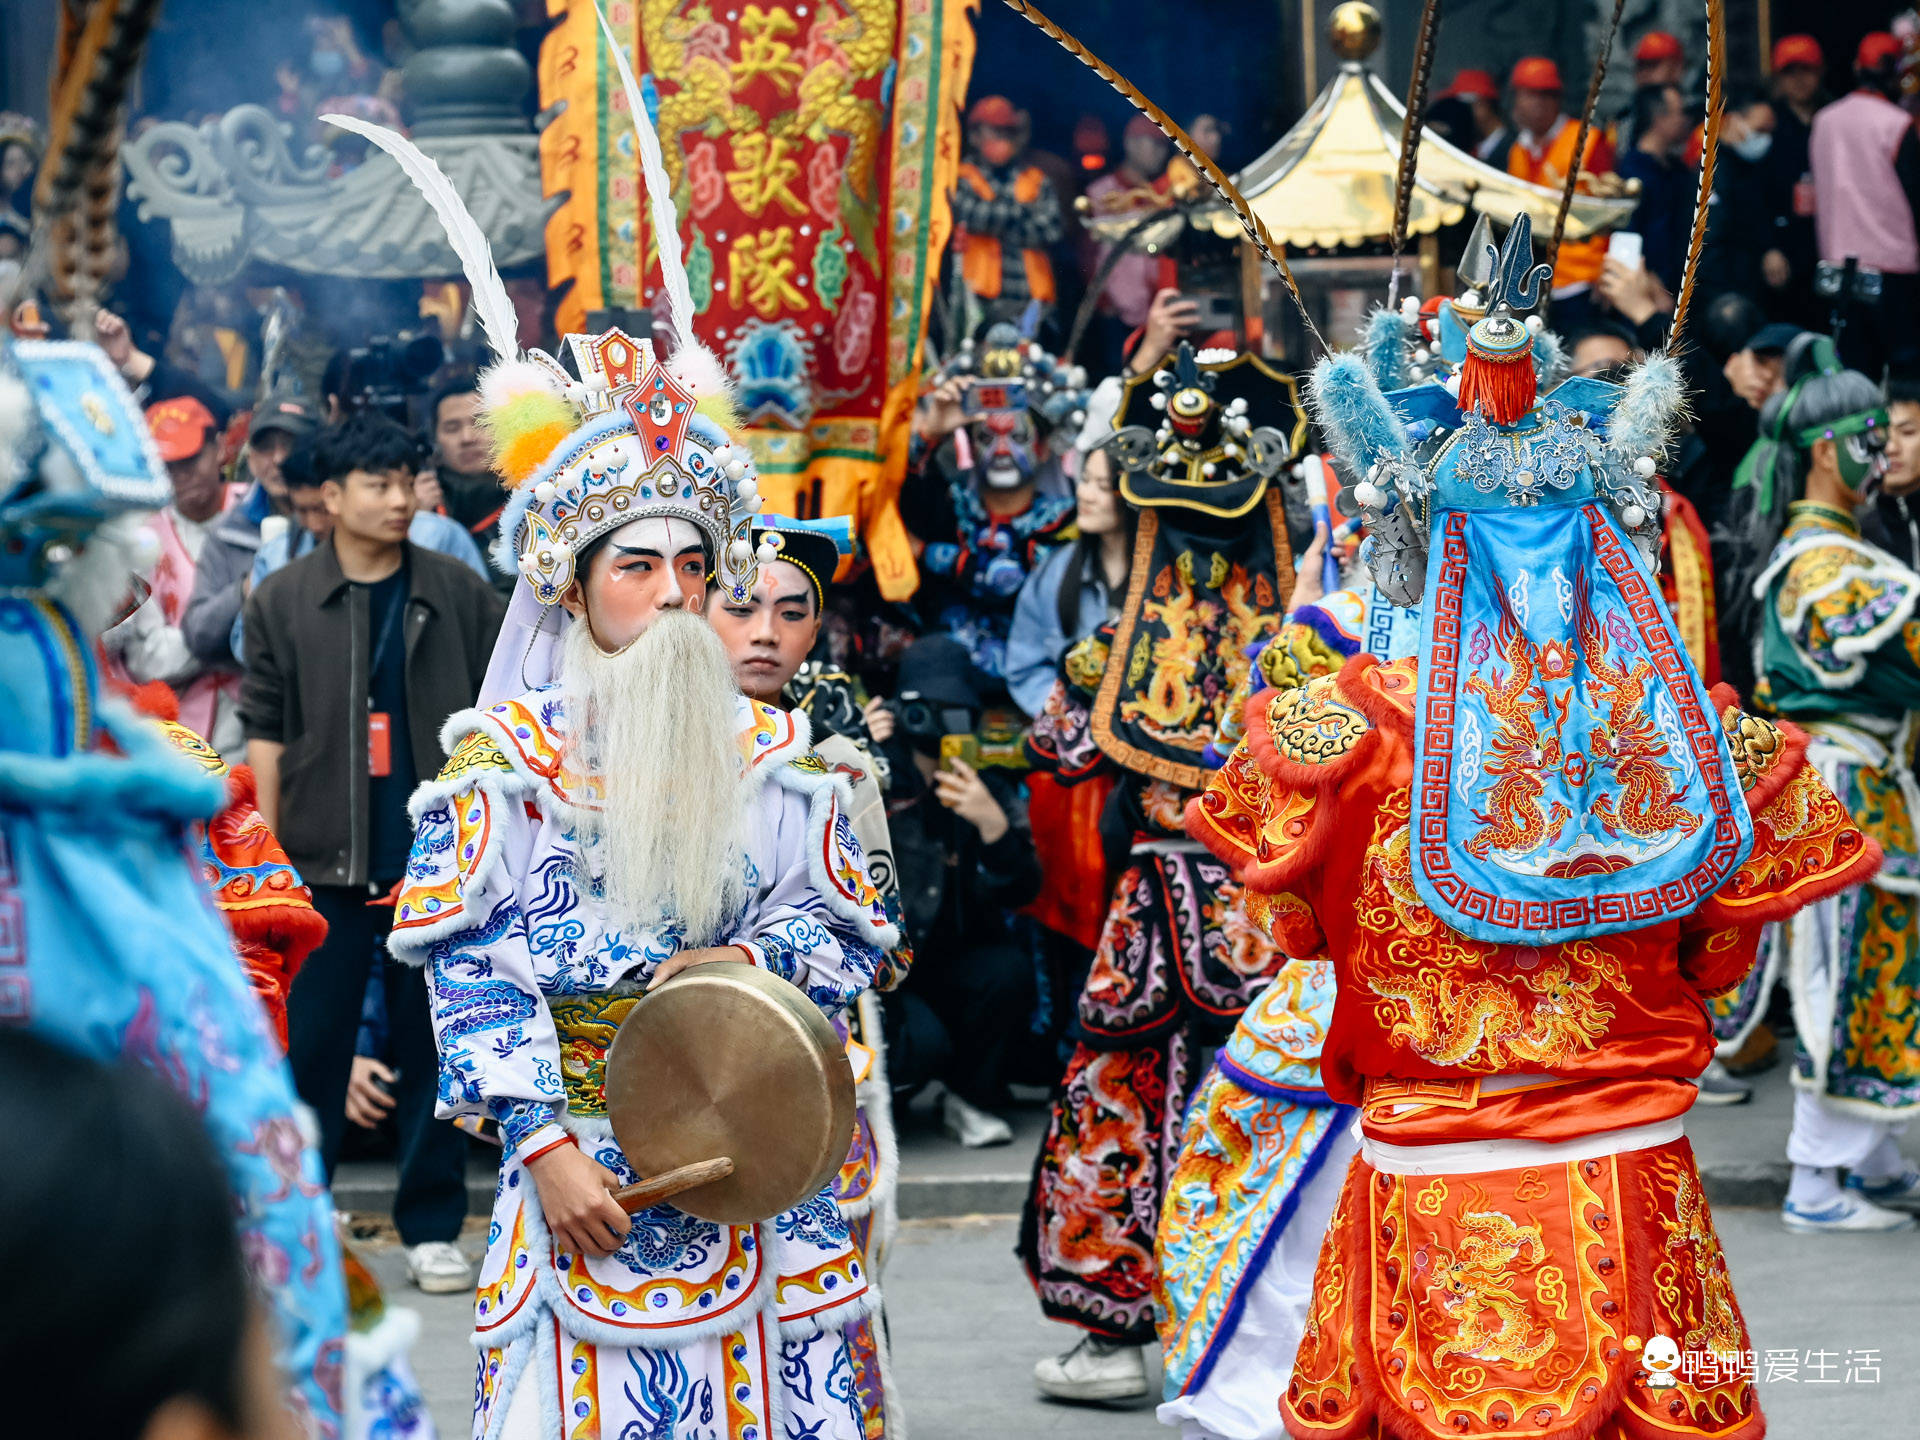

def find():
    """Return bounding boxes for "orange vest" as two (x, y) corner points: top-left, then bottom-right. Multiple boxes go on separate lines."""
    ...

(956, 163), (1056, 304)
(1508, 120), (1615, 289)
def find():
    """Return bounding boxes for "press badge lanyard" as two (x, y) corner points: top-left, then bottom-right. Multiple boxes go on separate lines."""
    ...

(366, 580), (405, 779)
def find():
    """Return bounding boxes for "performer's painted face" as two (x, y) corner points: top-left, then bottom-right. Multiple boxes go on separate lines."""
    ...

(563, 515), (708, 652)
(1834, 418), (1890, 504)
(969, 408), (1040, 490)
(708, 559), (821, 703)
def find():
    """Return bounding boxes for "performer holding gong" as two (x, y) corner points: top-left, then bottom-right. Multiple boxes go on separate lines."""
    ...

(388, 323), (897, 1438)
(361, 52), (897, 1434)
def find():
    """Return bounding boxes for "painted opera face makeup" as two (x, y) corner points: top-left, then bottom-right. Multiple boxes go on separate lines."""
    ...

(567, 515), (709, 652)
(969, 407), (1041, 490)
(708, 559), (820, 703)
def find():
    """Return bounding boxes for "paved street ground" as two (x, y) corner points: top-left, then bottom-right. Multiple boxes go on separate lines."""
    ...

(363, 1199), (1920, 1439)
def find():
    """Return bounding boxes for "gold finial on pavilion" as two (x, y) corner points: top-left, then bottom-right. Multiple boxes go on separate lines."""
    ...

(1328, 2), (1382, 63)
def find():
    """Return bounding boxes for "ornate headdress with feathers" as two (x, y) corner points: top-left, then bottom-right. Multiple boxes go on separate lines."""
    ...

(319, 0), (771, 621)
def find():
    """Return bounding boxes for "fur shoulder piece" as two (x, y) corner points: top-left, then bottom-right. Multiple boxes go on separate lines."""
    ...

(1247, 673), (1378, 779)
(741, 697), (815, 774)
(1710, 684), (1806, 810)
(757, 724), (900, 954)
(1696, 680), (1881, 924)
(391, 705), (547, 959)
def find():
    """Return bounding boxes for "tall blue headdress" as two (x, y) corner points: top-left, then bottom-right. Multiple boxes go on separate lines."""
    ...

(1310, 257), (1749, 946)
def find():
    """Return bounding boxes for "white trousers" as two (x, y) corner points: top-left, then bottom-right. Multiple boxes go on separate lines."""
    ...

(1786, 1088), (1907, 1170)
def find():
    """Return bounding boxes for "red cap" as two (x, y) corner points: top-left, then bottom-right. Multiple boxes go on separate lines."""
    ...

(146, 397), (217, 464)
(1634, 31), (1684, 64)
(1857, 32), (1903, 73)
(1771, 34), (1823, 72)
(1510, 56), (1563, 93)
(1439, 68), (1499, 101)
(1071, 115), (1109, 155)
(967, 95), (1018, 129)
(1124, 113), (1165, 142)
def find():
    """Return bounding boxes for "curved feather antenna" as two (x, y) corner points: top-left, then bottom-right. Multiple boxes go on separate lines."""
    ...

(591, 0), (695, 353)
(1390, 0), (1443, 261)
(320, 113), (523, 365)
(1668, 0), (1725, 347)
(1549, 0), (1627, 274)
(999, 0), (1328, 356)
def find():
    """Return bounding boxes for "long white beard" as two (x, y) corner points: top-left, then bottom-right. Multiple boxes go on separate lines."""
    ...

(560, 609), (748, 944)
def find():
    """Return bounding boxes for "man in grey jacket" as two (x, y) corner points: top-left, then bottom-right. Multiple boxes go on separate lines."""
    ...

(181, 390), (320, 667)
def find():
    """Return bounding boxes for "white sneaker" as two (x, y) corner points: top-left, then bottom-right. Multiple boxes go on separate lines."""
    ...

(1781, 1192), (1917, 1234)
(1034, 1335), (1150, 1403)
(942, 1092), (1013, 1148)
(405, 1240), (475, 1293)
(1846, 1165), (1920, 1210)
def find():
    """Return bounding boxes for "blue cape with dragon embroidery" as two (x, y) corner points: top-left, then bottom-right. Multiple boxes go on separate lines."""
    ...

(1410, 378), (1754, 943)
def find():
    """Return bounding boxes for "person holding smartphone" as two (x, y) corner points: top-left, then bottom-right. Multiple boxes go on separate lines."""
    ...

(882, 636), (1042, 1148)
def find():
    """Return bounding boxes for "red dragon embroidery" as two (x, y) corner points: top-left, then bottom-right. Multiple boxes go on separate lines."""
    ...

(1573, 579), (1700, 845)
(1464, 614), (1574, 861)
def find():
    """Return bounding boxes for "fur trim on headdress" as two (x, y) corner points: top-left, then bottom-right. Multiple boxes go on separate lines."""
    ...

(1531, 327), (1569, 391)
(1362, 307), (1412, 393)
(665, 339), (740, 432)
(480, 358), (582, 487)
(1605, 350), (1686, 468)
(1306, 353), (1408, 482)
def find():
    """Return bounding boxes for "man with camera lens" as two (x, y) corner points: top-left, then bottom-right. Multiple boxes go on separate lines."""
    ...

(880, 635), (1041, 1148)
(903, 324), (1086, 704)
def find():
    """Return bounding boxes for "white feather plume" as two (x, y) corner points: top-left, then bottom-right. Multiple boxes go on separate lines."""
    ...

(1606, 351), (1686, 465)
(591, 0), (696, 353)
(320, 113), (523, 366)
(664, 340), (734, 408)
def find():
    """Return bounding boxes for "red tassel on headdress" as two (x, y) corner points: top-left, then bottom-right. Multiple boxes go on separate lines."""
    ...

(1457, 346), (1537, 426)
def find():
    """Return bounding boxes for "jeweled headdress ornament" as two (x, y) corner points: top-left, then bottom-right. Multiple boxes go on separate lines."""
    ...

(1453, 213), (1553, 426)
(939, 319), (1090, 434)
(1104, 343), (1305, 516)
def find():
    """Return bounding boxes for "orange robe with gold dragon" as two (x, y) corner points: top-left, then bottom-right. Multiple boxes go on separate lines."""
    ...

(1187, 653), (1878, 1440)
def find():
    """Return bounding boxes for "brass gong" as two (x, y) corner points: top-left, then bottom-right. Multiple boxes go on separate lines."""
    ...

(603, 962), (855, 1224)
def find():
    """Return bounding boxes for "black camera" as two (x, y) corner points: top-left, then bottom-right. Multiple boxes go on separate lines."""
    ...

(338, 330), (446, 423)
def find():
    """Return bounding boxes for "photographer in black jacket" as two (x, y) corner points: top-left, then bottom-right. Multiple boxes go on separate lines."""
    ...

(884, 636), (1042, 1147)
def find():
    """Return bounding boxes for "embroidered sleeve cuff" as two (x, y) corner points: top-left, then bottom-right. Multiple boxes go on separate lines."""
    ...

(488, 1096), (561, 1154)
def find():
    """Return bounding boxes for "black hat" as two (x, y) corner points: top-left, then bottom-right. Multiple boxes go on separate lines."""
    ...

(895, 635), (983, 711)
(1107, 345), (1305, 519)
(752, 522), (842, 611)
(248, 391), (321, 444)
(1746, 324), (1804, 358)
